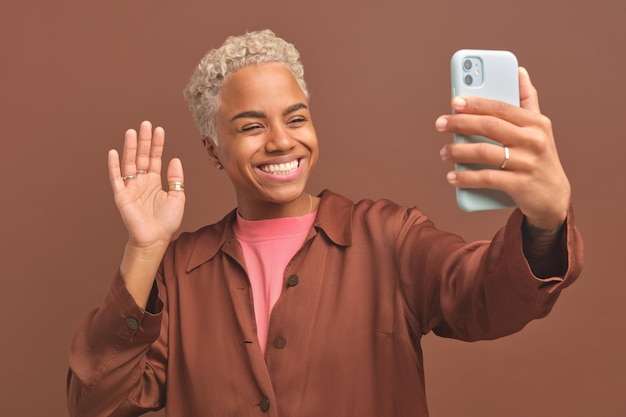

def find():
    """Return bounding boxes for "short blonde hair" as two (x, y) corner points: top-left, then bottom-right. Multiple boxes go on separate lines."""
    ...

(183, 29), (309, 144)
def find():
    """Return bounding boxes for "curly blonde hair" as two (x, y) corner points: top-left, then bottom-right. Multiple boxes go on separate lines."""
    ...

(183, 29), (309, 144)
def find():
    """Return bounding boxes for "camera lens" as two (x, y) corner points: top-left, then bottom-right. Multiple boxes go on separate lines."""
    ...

(463, 59), (473, 70)
(464, 74), (473, 85)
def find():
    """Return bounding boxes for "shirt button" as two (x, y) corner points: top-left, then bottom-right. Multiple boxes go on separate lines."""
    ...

(287, 274), (299, 287)
(274, 336), (287, 349)
(259, 396), (270, 412)
(125, 317), (139, 330)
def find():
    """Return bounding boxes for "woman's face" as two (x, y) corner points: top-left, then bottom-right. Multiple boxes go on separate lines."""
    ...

(206, 62), (319, 219)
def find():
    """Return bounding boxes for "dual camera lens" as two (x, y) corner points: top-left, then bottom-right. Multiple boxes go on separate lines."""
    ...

(462, 58), (482, 86)
(463, 59), (473, 84)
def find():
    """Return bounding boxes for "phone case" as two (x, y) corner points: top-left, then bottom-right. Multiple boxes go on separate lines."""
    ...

(450, 49), (520, 212)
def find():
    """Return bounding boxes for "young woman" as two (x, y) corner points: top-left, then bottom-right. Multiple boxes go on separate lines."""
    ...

(68, 30), (583, 417)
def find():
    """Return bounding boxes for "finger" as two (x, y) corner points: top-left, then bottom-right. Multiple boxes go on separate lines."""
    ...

(122, 128), (138, 177)
(108, 149), (125, 194)
(148, 126), (165, 175)
(518, 67), (541, 114)
(136, 121), (153, 172)
(166, 158), (185, 195)
(447, 94), (538, 129)
(446, 167), (516, 191)
(435, 113), (522, 147)
(441, 142), (521, 171)
(167, 157), (184, 182)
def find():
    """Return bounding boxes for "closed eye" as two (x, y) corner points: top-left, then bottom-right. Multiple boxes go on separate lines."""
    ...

(241, 124), (263, 132)
(288, 116), (306, 126)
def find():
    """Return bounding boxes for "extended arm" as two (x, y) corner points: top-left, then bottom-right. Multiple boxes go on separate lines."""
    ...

(436, 68), (573, 274)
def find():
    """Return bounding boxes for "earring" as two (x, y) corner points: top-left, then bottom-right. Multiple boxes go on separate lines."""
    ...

(216, 163), (223, 170)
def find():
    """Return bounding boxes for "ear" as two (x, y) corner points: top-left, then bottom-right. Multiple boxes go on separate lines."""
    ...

(202, 138), (221, 166)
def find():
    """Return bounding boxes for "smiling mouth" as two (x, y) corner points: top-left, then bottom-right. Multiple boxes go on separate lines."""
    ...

(258, 159), (300, 176)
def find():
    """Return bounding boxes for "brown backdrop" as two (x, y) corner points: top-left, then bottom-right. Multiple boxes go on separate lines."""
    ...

(1, 1), (624, 416)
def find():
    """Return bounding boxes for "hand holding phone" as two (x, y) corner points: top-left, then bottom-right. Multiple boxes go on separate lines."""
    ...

(450, 49), (519, 212)
(439, 52), (571, 229)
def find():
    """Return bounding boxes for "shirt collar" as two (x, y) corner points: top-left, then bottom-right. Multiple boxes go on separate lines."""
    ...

(313, 189), (353, 247)
(186, 189), (353, 272)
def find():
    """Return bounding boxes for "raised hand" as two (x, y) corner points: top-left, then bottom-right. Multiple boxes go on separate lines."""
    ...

(436, 67), (570, 230)
(108, 121), (185, 307)
(108, 121), (185, 248)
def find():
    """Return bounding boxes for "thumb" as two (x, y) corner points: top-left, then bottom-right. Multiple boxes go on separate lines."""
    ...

(519, 67), (541, 114)
(166, 158), (185, 192)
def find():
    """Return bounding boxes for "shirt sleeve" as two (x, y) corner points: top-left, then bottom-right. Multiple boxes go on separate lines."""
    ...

(67, 269), (168, 417)
(397, 205), (583, 341)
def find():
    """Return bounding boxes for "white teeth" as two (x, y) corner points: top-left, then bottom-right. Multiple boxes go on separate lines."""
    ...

(260, 160), (299, 175)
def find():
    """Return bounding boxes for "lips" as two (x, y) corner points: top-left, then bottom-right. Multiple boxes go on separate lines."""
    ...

(258, 159), (300, 176)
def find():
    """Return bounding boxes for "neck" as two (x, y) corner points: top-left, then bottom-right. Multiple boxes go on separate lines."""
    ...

(237, 193), (312, 220)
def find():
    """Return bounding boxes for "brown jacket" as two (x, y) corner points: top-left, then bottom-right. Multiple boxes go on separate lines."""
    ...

(68, 190), (583, 417)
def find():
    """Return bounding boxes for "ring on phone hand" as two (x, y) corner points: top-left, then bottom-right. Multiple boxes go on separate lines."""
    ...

(169, 181), (185, 192)
(136, 170), (148, 174)
(500, 146), (510, 169)
(123, 175), (137, 181)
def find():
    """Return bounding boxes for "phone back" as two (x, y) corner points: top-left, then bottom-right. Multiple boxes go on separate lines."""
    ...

(451, 49), (519, 212)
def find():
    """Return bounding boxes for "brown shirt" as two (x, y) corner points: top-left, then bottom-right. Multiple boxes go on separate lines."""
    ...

(68, 190), (583, 417)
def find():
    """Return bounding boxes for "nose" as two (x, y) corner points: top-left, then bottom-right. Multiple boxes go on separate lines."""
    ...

(265, 123), (296, 153)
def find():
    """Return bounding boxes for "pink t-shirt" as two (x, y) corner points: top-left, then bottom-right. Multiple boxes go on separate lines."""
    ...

(233, 211), (316, 354)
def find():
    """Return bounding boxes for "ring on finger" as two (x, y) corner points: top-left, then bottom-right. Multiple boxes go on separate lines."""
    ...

(136, 170), (148, 174)
(499, 146), (510, 170)
(123, 175), (137, 181)
(169, 181), (185, 192)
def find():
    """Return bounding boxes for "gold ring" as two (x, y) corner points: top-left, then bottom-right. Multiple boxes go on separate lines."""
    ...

(169, 181), (185, 191)
(500, 146), (510, 169)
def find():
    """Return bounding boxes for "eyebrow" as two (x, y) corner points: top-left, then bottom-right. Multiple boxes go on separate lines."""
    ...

(230, 103), (308, 122)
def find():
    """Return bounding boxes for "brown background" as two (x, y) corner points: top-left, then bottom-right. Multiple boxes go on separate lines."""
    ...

(1, 1), (624, 416)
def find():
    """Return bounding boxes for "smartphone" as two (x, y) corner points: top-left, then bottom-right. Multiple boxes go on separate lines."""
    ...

(450, 49), (519, 212)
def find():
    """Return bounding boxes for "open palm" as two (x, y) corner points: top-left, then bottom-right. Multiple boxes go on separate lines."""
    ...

(108, 121), (185, 248)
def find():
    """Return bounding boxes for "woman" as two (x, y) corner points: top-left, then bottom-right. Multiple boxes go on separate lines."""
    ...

(68, 30), (583, 417)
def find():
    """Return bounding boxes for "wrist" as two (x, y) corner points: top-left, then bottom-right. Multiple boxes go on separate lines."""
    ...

(125, 239), (170, 253)
(521, 216), (568, 278)
(119, 241), (169, 309)
(524, 216), (565, 233)
(523, 200), (569, 231)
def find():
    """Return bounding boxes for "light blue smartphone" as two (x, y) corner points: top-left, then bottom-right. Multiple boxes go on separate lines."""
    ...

(450, 49), (520, 212)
